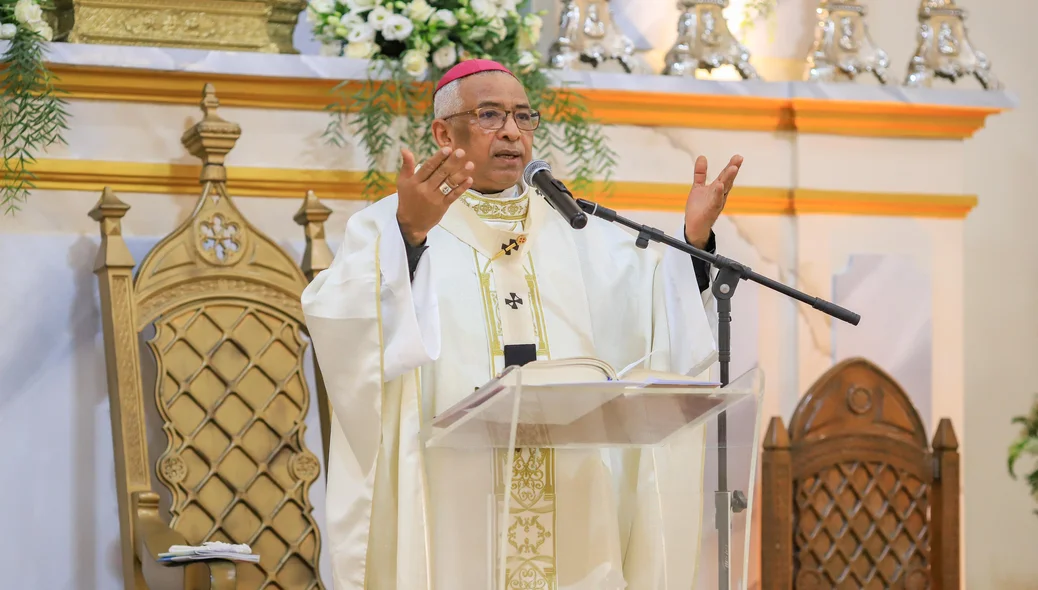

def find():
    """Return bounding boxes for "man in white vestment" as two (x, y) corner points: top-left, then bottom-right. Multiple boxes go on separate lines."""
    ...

(302, 59), (744, 590)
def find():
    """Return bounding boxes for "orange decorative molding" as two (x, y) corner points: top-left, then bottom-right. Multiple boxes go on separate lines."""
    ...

(27, 158), (977, 218)
(48, 64), (1003, 139)
(27, 158), (365, 200)
(791, 98), (1001, 139)
(595, 182), (795, 215)
(794, 188), (978, 218)
(579, 89), (793, 132)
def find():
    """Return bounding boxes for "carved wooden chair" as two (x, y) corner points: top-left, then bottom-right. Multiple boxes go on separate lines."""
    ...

(761, 358), (960, 590)
(89, 84), (334, 590)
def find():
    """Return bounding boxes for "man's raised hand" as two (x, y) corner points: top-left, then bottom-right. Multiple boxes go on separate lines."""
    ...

(397, 147), (475, 246)
(684, 154), (743, 248)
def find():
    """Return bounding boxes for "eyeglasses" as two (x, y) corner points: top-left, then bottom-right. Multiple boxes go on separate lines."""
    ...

(443, 107), (541, 131)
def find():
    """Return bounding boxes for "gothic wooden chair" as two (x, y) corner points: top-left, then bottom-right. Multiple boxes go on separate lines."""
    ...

(90, 84), (334, 590)
(761, 357), (960, 590)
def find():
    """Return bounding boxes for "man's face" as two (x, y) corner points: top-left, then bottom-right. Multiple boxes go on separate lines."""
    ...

(432, 72), (535, 193)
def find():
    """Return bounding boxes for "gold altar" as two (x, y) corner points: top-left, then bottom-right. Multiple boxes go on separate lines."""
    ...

(44, 0), (307, 53)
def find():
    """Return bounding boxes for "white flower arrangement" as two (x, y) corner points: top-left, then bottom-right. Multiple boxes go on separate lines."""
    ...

(311, 0), (616, 202)
(1, 0), (68, 215)
(1, 0), (53, 41)
(306, 0), (543, 80)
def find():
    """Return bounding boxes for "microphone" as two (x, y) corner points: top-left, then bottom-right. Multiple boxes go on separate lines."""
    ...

(523, 160), (588, 229)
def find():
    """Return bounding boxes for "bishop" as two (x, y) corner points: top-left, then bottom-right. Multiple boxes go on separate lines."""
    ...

(302, 59), (745, 589)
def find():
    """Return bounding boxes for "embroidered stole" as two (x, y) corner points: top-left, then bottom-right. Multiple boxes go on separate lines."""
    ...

(439, 184), (558, 589)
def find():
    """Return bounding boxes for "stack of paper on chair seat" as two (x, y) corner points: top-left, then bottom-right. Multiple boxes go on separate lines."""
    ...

(158, 541), (260, 564)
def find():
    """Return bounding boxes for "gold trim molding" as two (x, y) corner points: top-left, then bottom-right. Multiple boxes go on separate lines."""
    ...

(28, 158), (978, 218)
(48, 65), (1003, 140)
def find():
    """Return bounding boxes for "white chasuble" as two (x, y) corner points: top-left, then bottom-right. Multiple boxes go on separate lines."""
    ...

(302, 182), (718, 590)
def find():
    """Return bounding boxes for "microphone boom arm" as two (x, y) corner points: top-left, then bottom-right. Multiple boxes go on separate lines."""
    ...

(575, 198), (860, 325)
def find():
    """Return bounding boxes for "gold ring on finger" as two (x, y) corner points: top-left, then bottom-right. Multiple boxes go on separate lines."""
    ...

(439, 182), (454, 195)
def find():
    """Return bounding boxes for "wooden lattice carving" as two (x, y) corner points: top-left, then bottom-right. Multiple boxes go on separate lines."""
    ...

(91, 83), (332, 590)
(762, 358), (960, 590)
(793, 461), (930, 588)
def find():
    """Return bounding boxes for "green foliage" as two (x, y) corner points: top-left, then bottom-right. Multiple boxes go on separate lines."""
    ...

(1008, 395), (1038, 515)
(0, 22), (69, 215)
(324, 61), (400, 199)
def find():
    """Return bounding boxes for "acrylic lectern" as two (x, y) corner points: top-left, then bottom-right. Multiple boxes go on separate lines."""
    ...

(420, 364), (764, 590)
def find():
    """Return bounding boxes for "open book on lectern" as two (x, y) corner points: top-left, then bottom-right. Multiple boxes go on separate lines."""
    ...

(428, 357), (741, 447)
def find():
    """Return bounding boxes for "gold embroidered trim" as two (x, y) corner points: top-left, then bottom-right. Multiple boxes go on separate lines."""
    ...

(477, 250), (557, 590)
(476, 253), (549, 360)
(499, 448), (557, 589)
(462, 190), (529, 222)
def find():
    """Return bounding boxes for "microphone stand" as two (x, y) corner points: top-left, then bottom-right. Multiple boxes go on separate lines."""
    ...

(575, 198), (860, 590)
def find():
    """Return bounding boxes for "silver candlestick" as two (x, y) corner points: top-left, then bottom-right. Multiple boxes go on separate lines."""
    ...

(904, 0), (1001, 90)
(548, 0), (639, 73)
(662, 0), (758, 79)
(805, 0), (890, 84)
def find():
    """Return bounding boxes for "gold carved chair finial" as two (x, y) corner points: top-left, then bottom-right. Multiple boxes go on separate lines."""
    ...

(92, 84), (328, 590)
(201, 82), (221, 117)
(182, 84), (242, 184)
(88, 188), (134, 270)
(293, 191), (334, 281)
(292, 190), (335, 464)
(89, 186), (131, 221)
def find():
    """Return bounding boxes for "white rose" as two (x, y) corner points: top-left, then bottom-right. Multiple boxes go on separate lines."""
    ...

(31, 20), (52, 41)
(347, 23), (375, 43)
(308, 0), (336, 14)
(516, 51), (538, 73)
(381, 13), (414, 41)
(340, 13), (365, 29)
(432, 44), (458, 70)
(319, 42), (343, 56)
(499, 0), (518, 13)
(469, 0), (496, 20)
(366, 6), (392, 31)
(346, 0), (377, 11)
(401, 50), (429, 78)
(524, 14), (542, 39)
(14, 0), (43, 26)
(518, 14), (542, 50)
(431, 9), (458, 27)
(405, 0), (435, 23)
(488, 17), (507, 41)
(344, 40), (379, 58)
(469, 26), (487, 40)
(0, 23), (16, 40)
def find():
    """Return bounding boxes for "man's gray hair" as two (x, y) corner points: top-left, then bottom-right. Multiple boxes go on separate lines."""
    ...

(433, 71), (512, 119)
(433, 79), (463, 119)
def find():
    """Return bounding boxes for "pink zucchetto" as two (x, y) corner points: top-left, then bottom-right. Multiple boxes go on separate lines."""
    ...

(434, 59), (517, 94)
